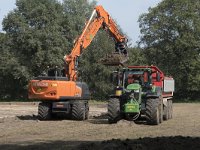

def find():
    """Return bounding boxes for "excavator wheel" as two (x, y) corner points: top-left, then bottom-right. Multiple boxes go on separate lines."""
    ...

(71, 101), (86, 121)
(38, 102), (52, 120)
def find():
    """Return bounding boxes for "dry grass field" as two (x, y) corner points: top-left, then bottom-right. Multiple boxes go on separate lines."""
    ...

(0, 103), (199, 150)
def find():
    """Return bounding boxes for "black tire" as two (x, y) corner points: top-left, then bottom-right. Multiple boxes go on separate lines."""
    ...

(71, 101), (86, 121)
(108, 98), (121, 124)
(171, 100), (173, 119)
(85, 102), (89, 120)
(146, 98), (160, 125)
(168, 100), (173, 119)
(167, 100), (171, 119)
(159, 97), (163, 123)
(38, 102), (52, 120)
(163, 102), (169, 120)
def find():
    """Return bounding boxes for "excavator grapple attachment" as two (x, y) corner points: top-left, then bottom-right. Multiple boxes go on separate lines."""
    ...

(100, 52), (128, 66)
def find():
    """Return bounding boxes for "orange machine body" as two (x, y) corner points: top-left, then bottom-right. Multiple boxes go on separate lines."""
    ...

(28, 80), (82, 100)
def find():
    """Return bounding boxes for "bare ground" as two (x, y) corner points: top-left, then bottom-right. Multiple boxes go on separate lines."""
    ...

(0, 103), (199, 150)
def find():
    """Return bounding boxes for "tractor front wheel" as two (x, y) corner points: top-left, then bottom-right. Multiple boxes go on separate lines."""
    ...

(108, 98), (121, 124)
(146, 98), (160, 125)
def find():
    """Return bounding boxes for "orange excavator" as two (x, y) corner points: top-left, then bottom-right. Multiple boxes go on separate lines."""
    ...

(28, 5), (128, 120)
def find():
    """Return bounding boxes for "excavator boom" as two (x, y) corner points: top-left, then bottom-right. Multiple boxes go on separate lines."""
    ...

(64, 5), (128, 81)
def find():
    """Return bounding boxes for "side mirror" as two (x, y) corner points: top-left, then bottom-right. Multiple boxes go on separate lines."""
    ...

(156, 72), (161, 82)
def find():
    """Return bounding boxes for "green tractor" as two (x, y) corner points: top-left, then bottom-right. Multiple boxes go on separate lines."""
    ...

(108, 66), (174, 125)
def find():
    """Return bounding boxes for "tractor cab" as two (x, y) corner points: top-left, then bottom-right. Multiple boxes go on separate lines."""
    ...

(111, 68), (153, 96)
(122, 68), (153, 90)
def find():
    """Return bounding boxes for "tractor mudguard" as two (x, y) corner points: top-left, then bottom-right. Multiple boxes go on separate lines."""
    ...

(146, 87), (162, 99)
(146, 94), (159, 99)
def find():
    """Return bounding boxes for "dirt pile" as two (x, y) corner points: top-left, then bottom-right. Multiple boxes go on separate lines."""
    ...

(76, 136), (200, 150)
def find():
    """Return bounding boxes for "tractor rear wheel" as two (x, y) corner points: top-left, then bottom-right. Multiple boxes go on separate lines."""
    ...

(146, 98), (160, 125)
(71, 101), (86, 121)
(108, 98), (121, 124)
(38, 102), (52, 120)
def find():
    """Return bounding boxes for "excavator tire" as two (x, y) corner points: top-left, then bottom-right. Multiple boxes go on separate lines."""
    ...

(38, 102), (52, 120)
(108, 98), (121, 124)
(146, 98), (160, 125)
(71, 101), (86, 121)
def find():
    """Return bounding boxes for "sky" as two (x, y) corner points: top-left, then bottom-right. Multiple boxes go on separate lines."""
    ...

(0, 0), (162, 46)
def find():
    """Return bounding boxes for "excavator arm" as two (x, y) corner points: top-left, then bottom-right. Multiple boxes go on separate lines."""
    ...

(64, 5), (128, 81)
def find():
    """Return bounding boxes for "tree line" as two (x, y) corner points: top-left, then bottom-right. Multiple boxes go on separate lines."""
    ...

(0, 0), (199, 101)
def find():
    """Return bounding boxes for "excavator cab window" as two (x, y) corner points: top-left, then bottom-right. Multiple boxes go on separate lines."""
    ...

(47, 67), (65, 77)
(48, 68), (59, 77)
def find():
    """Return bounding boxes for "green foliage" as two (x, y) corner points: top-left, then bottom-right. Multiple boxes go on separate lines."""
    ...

(1, 0), (67, 99)
(139, 0), (200, 100)
(62, 0), (96, 49)
(3, 0), (67, 74)
(0, 0), (130, 100)
(127, 47), (147, 65)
